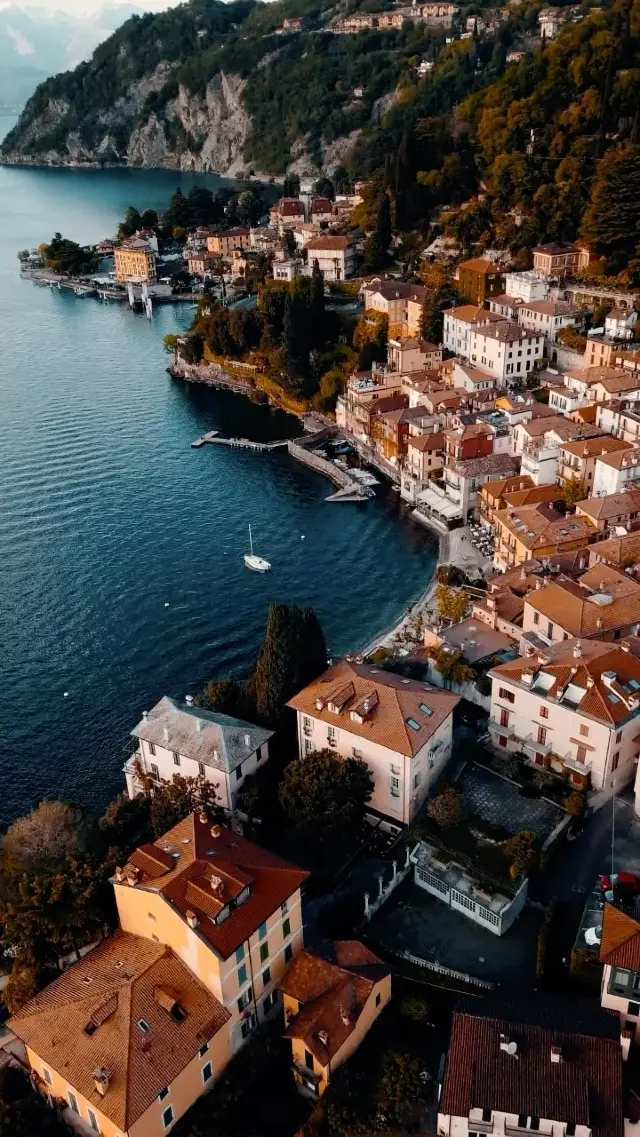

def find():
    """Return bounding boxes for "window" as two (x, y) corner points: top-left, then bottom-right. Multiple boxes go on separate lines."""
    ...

(390, 776), (400, 797)
(613, 752), (620, 771)
(280, 900), (289, 916)
(352, 747), (362, 758)
(500, 709), (510, 728)
(611, 967), (630, 993)
(173, 752), (180, 766)
(148, 912), (156, 921)
(327, 726), (336, 745)
(198, 762), (205, 778)
(149, 742), (156, 756)
(305, 1049), (314, 1070)
(304, 738), (314, 755)
(236, 766), (242, 781)
(498, 688), (514, 703)
(68, 1092), (79, 1115)
(499, 735), (508, 748)
(547, 622), (553, 638)
(162, 1105), (174, 1130)
(158, 1087), (169, 1102)
(283, 918), (291, 939)
(517, 1117), (527, 1129)
(284, 943), (293, 964)
(376, 992), (381, 1007)
(567, 1125), (576, 1137)
(629, 1001), (640, 1016)
(260, 942), (269, 963)
(137, 1018), (150, 1033)
(258, 922), (267, 941)
(202, 1062), (213, 1083)
(87, 1110), (100, 1133)
(537, 726), (547, 745)
(540, 706), (548, 719)
(198, 1043), (209, 1057)
(150, 763), (159, 780)
(241, 1015), (256, 1039)
(42, 1067), (52, 1085)
(238, 987), (253, 1012)
(617, 730), (623, 742)
(576, 745), (587, 763)
(262, 967), (271, 986)
(414, 772), (421, 789)
(530, 1119), (540, 1131)
(238, 964), (248, 986)
(580, 724), (589, 737)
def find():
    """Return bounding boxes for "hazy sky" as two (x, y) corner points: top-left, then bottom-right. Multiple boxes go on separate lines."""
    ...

(0, 0), (182, 15)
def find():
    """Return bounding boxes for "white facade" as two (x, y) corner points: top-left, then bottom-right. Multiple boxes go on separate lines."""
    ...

(601, 960), (640, 1043)
(304, 241), (355, 281)
(293, 708), (454, 826)
(125, 735), (270, 810)
(488, 656), (640, 796)
(273, 258), (302, 282)
(411, 841), (528, 935)
(517, 302), (580, 344)
(606, 309), (638, 341)
(444, 310), (545, 385)
(593, 449), (640, 497)
(597, 402), (640, 445)
(505, 271), (549, 302)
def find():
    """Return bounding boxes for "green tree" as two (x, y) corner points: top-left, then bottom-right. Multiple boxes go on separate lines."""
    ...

(435, 583), (468, 623)
(314, 175), (335, 201)
(420, 282), (461, 343)
(250, 602), (327, 726)
(118, 205), (142, 238)
(375, 191), (392, 253)
(0, 1067), (69, 1134)
(197, 677), (244, 716)
(561, 476), (588, 507)
(140, 208), (158, 228)
(332, 165), (351, 193)
(502, 829), (537, 879)
(149, 774), (221, 838)
(427, 787), (462, 828)
(278, 749), (373, 848)
(283, 173), (300, 198)
(581, 145), (640, 273)
(311, 258), (325, 327)
(362, 230), (386, 272)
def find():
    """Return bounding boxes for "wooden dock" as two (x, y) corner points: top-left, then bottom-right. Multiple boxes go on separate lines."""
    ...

(191, 432), (288, 451)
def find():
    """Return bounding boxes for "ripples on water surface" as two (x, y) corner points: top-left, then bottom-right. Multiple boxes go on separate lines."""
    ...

(0, 158), (437, 825)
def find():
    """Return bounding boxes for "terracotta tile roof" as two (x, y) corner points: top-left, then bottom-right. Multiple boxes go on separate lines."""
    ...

(533, 241), (579, 255)
(408, 432), (446, 452)
(492, 551), (589, 595)
(494, 503), (597, 551)
(9, 931), (230, 1132)
(524, 564), (640, 637)
(566, 366), (631, 387)
(576, 487), (640, 522)
(459, 257), (501, 274)
(489, 638), (640, 727)
(596, 447), (640, 471)
(502, 484), (563, 510)
(451, 454), (518, 480)
(589, 530), (640, 567)
(482, 475), (534, 501)
(560, 437), (631, 460)
(481, 320), (533, 344)
(445, 304), (498, 323)
(276, 198), (305, 217)
(600, 902), (640, 969)
(287, 658), (460, 758)
(281, 941), (389, 1064)
(305, 236), (351, 250)
(440, 995), (623, 1137)
(475, 587), (525, 626)
(120, 816), (308, 961)
(519, 299), (580, 317)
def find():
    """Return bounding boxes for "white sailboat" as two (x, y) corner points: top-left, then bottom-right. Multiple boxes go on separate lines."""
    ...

(244, 524), (271, 573)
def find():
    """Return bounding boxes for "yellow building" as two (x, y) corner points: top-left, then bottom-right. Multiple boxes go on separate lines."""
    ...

(493, 501), (597, 571)
(207, 228), (250, 257)
(10, 814), (308, 1136)
(114, 239), (157, 283)
(281, 941), (391, 1098)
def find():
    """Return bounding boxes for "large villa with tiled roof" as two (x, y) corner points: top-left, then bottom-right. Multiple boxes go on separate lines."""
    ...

(9, 814), (308, 1136)
(487, 638), (640, 793)
(288, 658), (460, 826)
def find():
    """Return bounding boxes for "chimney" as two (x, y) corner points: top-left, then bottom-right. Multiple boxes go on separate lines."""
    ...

(142, 710), (148, 720)
(318, 1030), (329, 1046)
(185, 695), (194, 706)
(196, 719), (202, 733)
(163, 727), (169, 744)
(186, 910), (198, 929)
(621, 640), (631, 653)
(92, 1068), (111, 1097)
(126, 866), (140, 887)
(115, 866), (125, 882)
(210, 873), (224, 898)
(198, 809), (208, 824)
(315, 697), (324, 711)
(550, 1045), (563, 1064)
(536, 579), (542, 590)
(244, 733), (251, 747)
(621, 1029), (632, 1062)
(587, 677), (595, 688)
(210, 824), (221, 839)
(573, 641), (582, 658)
(340, 1005), (351, 1026)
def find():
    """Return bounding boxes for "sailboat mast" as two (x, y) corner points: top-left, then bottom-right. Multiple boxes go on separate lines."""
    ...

(249, 523), (253, 556)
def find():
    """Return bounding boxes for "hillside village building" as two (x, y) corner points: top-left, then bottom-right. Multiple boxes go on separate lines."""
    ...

(600, 899), (640, 1043)
(576, 486), (640, 534)
(360, 280), (428, 337)
(206, 228), (250, 256)
(557, 436), (632, 495)
(125, 696), (273, 812)
(443, 306), (545, 384)
(520, 564), (640, 648)
(457, 258), (504, 304)
(516, 298), (581, 344)
(304, 236), (355, 281)
(532, 241), (588, 277)
(281, 941), (391, 1098)
(114, 239), (157, 283)
(493, 502), (597, 571)
(9, 816), (308, 1136)
(488, 638), (640, 794)
(288, 659), (460, 827)
(438, 994), (624, 1137)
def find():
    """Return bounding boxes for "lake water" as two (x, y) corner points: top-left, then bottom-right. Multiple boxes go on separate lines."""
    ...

(0, 150), (437, 827)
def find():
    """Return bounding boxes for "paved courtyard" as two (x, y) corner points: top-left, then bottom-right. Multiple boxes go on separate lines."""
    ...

(458, 763), (564, 841)
(367, 877), (541, 986)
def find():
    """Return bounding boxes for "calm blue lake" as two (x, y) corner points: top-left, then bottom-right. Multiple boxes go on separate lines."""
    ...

(0, 155), (437, 826)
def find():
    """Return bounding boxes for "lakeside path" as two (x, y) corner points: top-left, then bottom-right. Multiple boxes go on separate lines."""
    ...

(357, 524), (493, 658)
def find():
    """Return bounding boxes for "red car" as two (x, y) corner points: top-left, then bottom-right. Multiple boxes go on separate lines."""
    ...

(600, 873), (640, 894)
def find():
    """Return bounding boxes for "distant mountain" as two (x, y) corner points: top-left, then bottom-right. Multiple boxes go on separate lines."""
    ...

(0, 3), (148, 109)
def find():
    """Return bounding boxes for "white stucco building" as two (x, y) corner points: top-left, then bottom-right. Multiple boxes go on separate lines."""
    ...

(443, 306), (544, 385)
(593, 447), (640, 497)
(504, 271), (549, 303)
(600, 899), (640, 1044)
(516, 299), (581, 344)
(488, 638), (640, 798)
(304, 236), (355, 280)
(287, 659), (460, 826)
(125, 696), (273, 811)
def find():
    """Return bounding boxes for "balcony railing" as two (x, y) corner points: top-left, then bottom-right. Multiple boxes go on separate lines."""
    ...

(468, 1121), (494, 1134)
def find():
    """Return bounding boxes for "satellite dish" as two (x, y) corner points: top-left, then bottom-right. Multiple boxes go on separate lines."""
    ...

(585, 926), (602, 947)
(505, 1041), (518, 1056)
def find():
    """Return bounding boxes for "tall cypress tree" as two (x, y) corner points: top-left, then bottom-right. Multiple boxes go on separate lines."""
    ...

(376, 192), (392, 253)
(251, 603), (327, 726)
(581, 144), (640, 272)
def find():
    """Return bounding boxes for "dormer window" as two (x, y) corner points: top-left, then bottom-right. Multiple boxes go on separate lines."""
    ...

(237, 886), (250, 906)
(215, 906), (230, 925)
(137, 1019), (150, 1033)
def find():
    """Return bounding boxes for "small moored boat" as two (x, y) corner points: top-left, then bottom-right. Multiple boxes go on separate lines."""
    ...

(243, 524), (271, 573)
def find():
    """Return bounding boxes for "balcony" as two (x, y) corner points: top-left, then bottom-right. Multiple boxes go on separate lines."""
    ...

(522, 735), (554, 756)
(488, 721), (516, 739)
(469, 1121), (494, 1134)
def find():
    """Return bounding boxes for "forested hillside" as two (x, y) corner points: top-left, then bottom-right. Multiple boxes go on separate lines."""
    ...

(2, 0), (640, 274)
